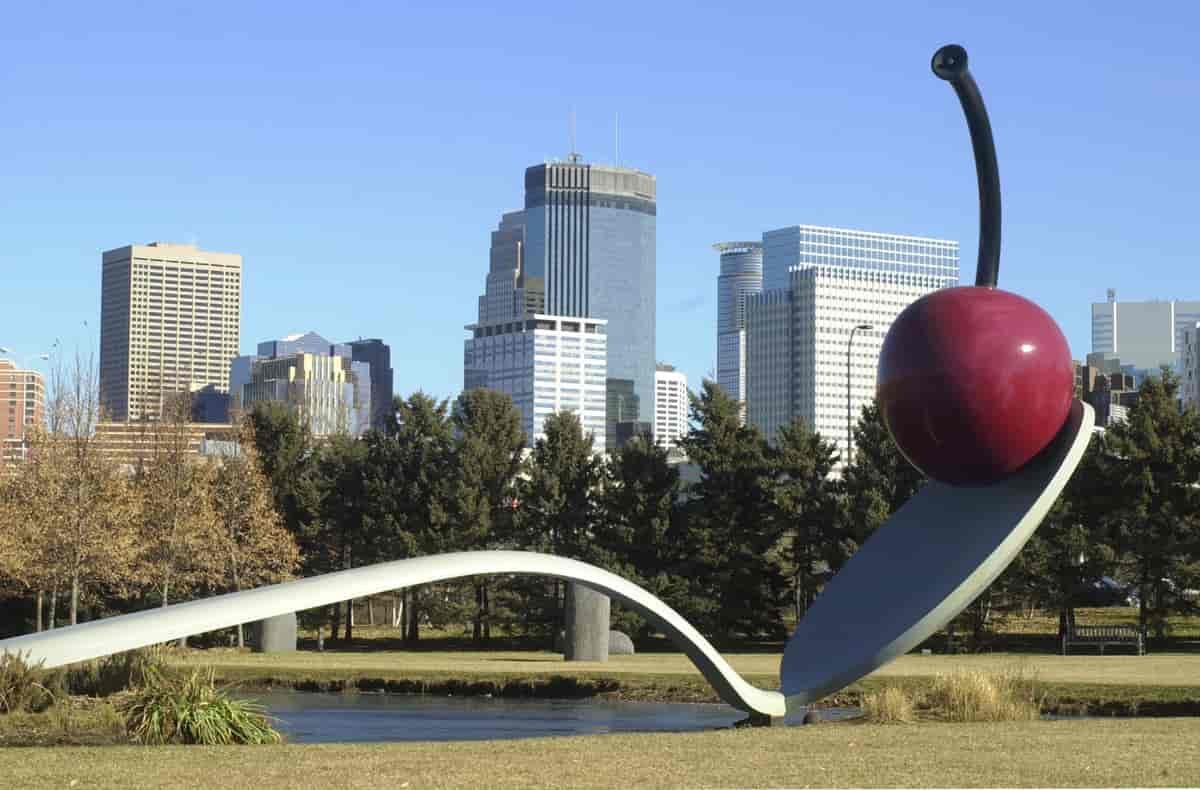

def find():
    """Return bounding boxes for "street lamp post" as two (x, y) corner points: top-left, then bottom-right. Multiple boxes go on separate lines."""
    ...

(846, 324), (874, 467)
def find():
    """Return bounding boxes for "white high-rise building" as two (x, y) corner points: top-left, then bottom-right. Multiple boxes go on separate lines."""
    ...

(1091, 289), (1200, 373)
(653, 363), (689, 450)
(100, 242), (242, 421)
(746, 225), (959, 465)
(464, 315), (607, 454)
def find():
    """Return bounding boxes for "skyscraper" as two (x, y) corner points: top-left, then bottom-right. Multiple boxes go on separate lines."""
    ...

(653, 362), (688, 451)
(348, 339), (394, 430)
(1090, 289), (1200, 373)
(99, 242), (241, 422)
(467, 154), (656, 449)
(746, 225), (959, 464)
(714, 241), (763, 405)
(524, 157), (656, 442)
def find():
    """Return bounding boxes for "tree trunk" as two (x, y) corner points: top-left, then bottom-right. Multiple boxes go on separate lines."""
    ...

(406, 588), (419, 643)
(368, 596), (376, 626)
(331, 603), (341, 642)
(70, 573), (80, 626)
(473, 583), (483, 642)
(232, 560), (244, 649)
(49, 587), (58, 630)
(342, 543), (353, 642)
(483, 584), (491, 640)
(35, 591), (43, 633)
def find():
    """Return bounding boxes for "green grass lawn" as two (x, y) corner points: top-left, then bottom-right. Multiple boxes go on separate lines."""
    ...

(2, 719), (1198, 788)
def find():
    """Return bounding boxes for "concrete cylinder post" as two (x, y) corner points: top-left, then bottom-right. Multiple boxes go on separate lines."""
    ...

(564, 583), (609, 662)
(250, 612), (298, 654)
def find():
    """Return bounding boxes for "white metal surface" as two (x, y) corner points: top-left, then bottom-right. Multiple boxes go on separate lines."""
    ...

(780, 401), (1094, 706)
(0, 551), (786, 717)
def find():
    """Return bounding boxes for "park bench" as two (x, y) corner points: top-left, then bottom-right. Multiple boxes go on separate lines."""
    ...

(1061, 624), (1144, 656)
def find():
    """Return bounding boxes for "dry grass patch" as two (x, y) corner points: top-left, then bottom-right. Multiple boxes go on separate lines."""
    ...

(926, 668), (1042, 722)
(862, 685), (916, 723)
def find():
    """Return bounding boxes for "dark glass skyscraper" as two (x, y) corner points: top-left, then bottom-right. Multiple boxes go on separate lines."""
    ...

(348, 338), (394, 431)
(522, 156), (656, 442)
(469, 155), (656, 447)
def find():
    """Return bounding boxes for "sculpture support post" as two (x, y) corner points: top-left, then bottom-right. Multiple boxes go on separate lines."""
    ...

(250, 612), (297, 654)
(564, 583), (609, 662)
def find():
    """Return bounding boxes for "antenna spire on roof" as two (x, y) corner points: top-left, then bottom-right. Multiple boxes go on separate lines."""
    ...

(567, 108), (581, 163)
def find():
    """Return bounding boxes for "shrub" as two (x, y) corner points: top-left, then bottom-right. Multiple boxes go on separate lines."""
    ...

(0, 653), (57, 714)
(861, 685), (916, 723)
(66, 646), (169, 697)
(925, 668), (1043, 722)
(121, 667), (281, 745)
(0, 698), (129, 746)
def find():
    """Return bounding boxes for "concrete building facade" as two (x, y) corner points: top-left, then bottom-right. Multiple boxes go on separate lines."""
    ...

(747, 226), (959, 465)
(714, 241), (763, 406)
(464, 314), (607, 454)
(762, 225), (958, 293)
(99, 242), (241, 422)
(0, 360), (46, 463)
(1091, 290), (1200, 373)
(1181, 324), (1200, 408)
(92, 420), (235, 471)
(231, 332), (370, 436)
(653, 363), (689, 451)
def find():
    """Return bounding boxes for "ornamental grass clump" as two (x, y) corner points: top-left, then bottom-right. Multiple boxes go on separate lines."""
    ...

(861, 685), (917, 723)
(0, 653), (57, 714)
(121, 667), (281, 745)
(926, 668), (1043, 722)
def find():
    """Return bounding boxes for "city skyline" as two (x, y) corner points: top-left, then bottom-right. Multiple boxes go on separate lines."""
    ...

(3, 4), (1198, 408)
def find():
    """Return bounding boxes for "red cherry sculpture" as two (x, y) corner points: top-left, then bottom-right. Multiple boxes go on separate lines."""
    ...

(876, 45), (1075, 486)
(878, 287), (1074, 485)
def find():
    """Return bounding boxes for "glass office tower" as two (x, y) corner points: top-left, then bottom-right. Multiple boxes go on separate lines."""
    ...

(469, 155), (655, 448)
(714, 241), (764, 406)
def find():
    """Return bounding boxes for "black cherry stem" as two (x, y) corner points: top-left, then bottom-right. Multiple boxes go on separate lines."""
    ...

(932, 44), (1000, 289)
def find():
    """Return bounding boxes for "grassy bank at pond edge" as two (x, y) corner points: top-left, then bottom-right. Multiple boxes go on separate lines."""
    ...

(169, 649), (1200, 717)
(2, 718), (1199, 789)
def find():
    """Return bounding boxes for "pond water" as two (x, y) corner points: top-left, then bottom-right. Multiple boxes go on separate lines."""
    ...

(246, 691), (860, 744)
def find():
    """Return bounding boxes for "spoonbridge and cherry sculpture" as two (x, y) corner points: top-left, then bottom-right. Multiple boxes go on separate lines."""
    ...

(0, 45), (1093, 723)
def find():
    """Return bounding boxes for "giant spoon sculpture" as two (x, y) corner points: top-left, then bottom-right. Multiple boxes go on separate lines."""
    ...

(0, 45), (1092, 723)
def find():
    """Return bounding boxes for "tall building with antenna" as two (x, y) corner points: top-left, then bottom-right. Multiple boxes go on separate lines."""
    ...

(466, 150), (656, 451)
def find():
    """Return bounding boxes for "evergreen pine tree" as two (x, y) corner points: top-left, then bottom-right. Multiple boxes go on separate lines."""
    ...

(678, 381), (787, 640)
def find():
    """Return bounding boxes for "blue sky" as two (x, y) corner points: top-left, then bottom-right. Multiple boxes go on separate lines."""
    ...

(2, 1), (1197, 402)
